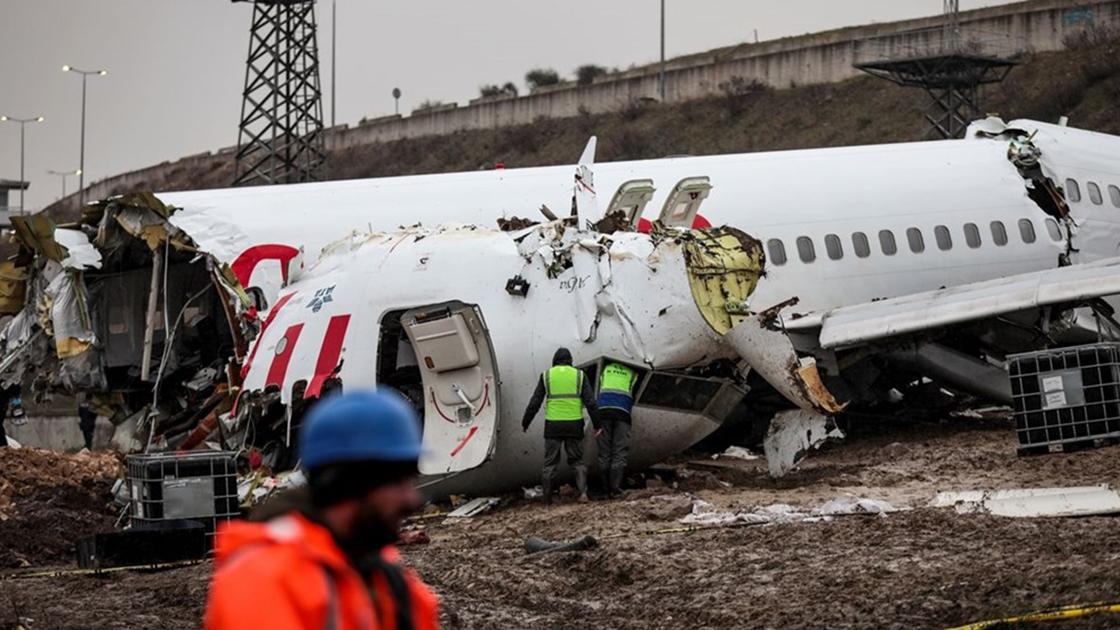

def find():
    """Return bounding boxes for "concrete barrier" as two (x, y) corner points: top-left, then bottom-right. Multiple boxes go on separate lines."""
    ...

(6, 416), (115, 452)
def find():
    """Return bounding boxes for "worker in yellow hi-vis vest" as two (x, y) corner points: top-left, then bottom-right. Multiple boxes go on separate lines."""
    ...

(521, 348), (599, 503)
(596, 362), (638, 498)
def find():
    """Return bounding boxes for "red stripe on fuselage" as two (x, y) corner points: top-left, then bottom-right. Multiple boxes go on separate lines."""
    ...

(265, 323), (304, 389)
(305, 314), (351, 398)
(241, 292), (297, 381)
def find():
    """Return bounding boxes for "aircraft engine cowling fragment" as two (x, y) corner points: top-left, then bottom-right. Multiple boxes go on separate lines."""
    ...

(724, 311), (845, 416)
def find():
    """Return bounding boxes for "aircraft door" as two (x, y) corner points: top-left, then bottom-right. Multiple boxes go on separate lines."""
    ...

(658, 176), (712, 228)
(400, 301), (501, 475)
(605, 179), (656, 230)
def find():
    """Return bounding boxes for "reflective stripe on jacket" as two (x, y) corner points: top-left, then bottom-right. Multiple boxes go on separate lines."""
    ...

(544, 365), (584, 421)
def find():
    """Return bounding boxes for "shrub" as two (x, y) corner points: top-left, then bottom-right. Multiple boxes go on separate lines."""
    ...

(526, 68), (561, 90)
(415, 99), (445, 111)
(480, 83), (518, 98)
(717, 76), (769, 116)
(575, 64), (608, 85)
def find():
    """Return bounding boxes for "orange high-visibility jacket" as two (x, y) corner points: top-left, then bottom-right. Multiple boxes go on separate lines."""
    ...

(204, 513), (439, 630)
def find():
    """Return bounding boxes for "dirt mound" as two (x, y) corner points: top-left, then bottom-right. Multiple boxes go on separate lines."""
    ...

(0, 448), (122, 567)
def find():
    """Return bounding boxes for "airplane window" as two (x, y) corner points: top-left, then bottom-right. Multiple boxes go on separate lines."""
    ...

(1045, 218), (1063, 241)
(796, 236), (816, 263)
(851, 232), (871, 258)
(1018, 219), (1036, 244)
(990, 221), (1008, 246)
(1088, 182), (1104, 205)
(1110, 185), (1120, 208)
(878, 230), (897, 256)
(934, 225), (952, 251)
(906, 227), (925, 253)
(767, 239), (787, 265)
(964, 223), (982, 248)
(1066, 179), (1081, 203)
(824, 234), (843, 260)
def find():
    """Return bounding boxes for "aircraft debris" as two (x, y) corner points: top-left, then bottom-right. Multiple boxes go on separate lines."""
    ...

(447, 497), (501, 518)
(711, 445), (759, 461)
(762, 408), (845, 478)
(496, 216), (538, 231)
(931, 485), (1120, 518)
(679, 496), (899, 526)
(524, 535), (598, 555)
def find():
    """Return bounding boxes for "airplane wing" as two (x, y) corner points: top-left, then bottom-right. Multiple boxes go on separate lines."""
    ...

(782, 256), (1120, 349)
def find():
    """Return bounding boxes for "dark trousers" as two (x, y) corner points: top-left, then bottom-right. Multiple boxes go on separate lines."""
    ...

(543, 437), (587, 496)
(0, 387), (11, 448)
(79, 407), (97, 450)
(596, 408), (632, 494)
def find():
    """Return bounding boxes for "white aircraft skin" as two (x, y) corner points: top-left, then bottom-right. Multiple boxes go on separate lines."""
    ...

(236, 224), (744, 496)
(151, 118), (1120, 494)
(162, 119), (1120, 317)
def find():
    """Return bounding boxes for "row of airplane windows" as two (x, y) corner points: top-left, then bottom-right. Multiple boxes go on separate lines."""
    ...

(767, 217), (1063, 265)
(1066, 178), (1120, 207)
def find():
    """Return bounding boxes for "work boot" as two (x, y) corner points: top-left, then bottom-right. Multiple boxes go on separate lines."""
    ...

(609, 466), (625, 498)
(578, 493), (589, 503)
(574, 466), (588, 499)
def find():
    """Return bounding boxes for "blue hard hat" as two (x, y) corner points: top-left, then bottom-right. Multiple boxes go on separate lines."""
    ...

(298, 389), (423, 470)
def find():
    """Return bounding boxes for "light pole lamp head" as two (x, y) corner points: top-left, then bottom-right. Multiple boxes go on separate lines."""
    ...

(0, 116), (7, 122)
(98, 70), (107, 76)
(35, 116), (44, 123)
(62, 65), (71, 72)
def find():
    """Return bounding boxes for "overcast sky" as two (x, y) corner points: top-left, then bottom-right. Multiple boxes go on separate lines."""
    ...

(0, 0), (1018, 210)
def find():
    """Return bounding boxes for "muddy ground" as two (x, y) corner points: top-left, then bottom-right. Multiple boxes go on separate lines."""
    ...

(3, 415), (1120, 629)
(0, 448), (120, 569)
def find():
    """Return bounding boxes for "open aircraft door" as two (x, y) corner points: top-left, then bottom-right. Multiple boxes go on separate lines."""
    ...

(605, 179), (656, 230)
(658, 176), (712, 228)
(400, 301), (501, 475)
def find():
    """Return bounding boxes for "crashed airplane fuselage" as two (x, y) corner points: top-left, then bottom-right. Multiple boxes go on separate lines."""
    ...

(5, 117), (1120, 484)
(234, 221), (765, 496)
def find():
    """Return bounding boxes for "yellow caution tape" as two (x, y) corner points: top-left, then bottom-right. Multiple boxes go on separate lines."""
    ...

(945, 602), (1120, 629)
(0, 559), (204, 580)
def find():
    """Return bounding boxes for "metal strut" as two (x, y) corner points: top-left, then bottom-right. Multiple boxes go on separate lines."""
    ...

(233, 0), (326, 186)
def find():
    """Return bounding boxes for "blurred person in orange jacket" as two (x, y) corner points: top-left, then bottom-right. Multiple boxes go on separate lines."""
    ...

(204, 389), (439, 630)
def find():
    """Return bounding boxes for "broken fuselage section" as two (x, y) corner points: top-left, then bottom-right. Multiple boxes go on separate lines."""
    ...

(231, 218), (774, 496)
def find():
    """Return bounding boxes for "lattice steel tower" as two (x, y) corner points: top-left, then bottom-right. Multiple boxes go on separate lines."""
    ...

(233, 0), (325, 186)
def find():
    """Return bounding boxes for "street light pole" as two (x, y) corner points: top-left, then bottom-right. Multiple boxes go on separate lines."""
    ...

(659, 0), (666, 101)
(331, 0), (337, 128)
(0, 115), (45, 213)
(62, 65), (107, 207)
(48, 169), (81, 200)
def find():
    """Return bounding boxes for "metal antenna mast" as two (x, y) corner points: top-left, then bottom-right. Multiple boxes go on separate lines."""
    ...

(854, 0), (1015, 139)
(233, 0), (326, 186)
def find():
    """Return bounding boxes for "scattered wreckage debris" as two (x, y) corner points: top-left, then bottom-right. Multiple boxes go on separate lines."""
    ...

(447, 497), (501, 518)
(762, 409), (845, 478)
(710, 445), (759, 461)
(524, 535), (599, 555)
(496, 216), (538, 231)
(679, 496), (900, 527)
(931, 485), (1120, 518)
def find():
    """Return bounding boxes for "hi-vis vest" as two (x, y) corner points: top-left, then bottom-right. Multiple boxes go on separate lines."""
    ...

(544, 365), (584, 422)
(598, 363), (636, 413)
